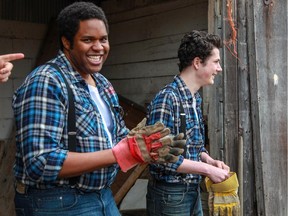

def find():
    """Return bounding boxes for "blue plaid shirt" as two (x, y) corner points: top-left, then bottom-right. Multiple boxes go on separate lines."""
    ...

(12, 51), (129, 191)
(147, 75), (208, 183)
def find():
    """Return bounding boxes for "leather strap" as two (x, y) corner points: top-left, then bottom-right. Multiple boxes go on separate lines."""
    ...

(165, 86), (187, 156)
(47, 62), (78, 186)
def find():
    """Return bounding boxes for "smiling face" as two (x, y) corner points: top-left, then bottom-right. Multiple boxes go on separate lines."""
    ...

(196, 48), (222, 86)
(62, 19), (110, 78)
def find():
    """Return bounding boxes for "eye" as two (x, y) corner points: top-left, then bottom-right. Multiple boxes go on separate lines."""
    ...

(82, 38), (92, 43)
(100, 36), (108, 43)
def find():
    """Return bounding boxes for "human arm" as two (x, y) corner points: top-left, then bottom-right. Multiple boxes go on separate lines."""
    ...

(177, 158), (230, 183)
(58, 150), (116, 178)
(13, 69), (76, 182)
(13, 68), (183, 182)
(60, 121), (185, 177)
(0, 53), (24, 82)
(13, 69), (118, 182)
(13, 68), (123, 182)
(200, 152), (230, 172)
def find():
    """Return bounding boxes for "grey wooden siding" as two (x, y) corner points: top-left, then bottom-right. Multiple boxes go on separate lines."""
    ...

(249, 1), (287, 215)
(0, 0), (90, 24)
(102, 0), (208, 106)
(208, 0), (287, 215)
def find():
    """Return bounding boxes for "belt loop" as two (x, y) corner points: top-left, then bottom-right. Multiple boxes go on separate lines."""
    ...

(15, 181), (27, 194)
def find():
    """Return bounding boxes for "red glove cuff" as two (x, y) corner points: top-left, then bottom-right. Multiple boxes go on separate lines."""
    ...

(112, 138), (139, 172)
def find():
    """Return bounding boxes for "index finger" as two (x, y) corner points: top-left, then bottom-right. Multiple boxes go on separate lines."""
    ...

(0, 53), (25, 62)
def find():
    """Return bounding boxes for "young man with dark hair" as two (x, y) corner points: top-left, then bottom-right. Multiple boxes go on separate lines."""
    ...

(12, 2), (184, 215)
(146, 30), (230, 216)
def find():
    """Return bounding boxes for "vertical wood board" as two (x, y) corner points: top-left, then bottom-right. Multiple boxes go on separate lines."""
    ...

(249, 1), (287, 215)
(205, 0), (224, 161)
(222, 0), (239, 170)
(237, 1), (256, 215)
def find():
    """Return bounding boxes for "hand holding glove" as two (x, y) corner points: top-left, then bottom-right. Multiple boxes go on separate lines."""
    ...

(112, 118), (185, 172)
(205, 172), (240, 216)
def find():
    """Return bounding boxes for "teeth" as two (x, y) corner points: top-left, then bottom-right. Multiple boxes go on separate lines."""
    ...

(88, 56), (101, 61)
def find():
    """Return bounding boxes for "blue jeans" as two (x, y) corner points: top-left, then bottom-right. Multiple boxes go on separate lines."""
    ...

(146, 179), (203, 216)
(14, 186), (120, 216)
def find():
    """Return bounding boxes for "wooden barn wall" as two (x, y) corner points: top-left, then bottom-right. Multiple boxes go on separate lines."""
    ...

(0, 20), (47, 216)
(209, 0), (287, 215)
(0, 0), (97, 24)
(248, 1), (287, 215)
(101, 0), (208, 107)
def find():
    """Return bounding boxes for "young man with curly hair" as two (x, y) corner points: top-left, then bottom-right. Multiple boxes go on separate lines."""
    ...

(146, 30), (230, 216)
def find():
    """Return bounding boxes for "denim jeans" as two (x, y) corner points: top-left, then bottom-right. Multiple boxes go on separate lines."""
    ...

(14, 186), (120, 216)
(146, 179), (203, 216)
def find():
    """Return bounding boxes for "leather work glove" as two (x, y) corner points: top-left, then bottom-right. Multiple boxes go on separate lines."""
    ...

(150, 133), (186, 163)
(205, 172), (240, 216)
(112, 118), (185, 172)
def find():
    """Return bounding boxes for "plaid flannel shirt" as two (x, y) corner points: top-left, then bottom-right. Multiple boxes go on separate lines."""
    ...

(12, 51), (129, 191)
(147, 75), (208, 183)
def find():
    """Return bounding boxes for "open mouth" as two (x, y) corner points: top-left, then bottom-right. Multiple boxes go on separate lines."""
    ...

(87, 55), (102, 64)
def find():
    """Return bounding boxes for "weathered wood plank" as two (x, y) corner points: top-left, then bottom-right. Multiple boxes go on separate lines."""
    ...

(112, 75), (174, 93)
(237, 1), (256, 215)
(249, 1), (287, 215)
(103, 59), (178, 79)
(103, 0), (206, 18)
(108, 3), (208, 45)
(111, 76), (173, 106)
(106, 34), (181, 65)
(205, 0), (224, 162)
(222, 0), (239, 171)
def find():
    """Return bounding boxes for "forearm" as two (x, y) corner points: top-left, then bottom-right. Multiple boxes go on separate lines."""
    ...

(200, 152), (214, 164)
(200, 152), (230, 171)
(176, 159), (211, 176)
(176, 158), (230, 183)
(58, 149), (117, 178)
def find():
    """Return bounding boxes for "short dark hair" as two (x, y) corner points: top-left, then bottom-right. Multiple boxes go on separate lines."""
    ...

(177, 30), (222, 71)
(57, 1), (109, 50)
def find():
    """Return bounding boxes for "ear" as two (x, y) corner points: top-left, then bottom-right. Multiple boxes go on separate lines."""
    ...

(192, 57), (201, 70)
(61, 36), (70, 50)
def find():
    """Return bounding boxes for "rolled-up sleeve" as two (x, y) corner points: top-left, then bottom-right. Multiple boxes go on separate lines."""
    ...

(13, 70), (68, 182)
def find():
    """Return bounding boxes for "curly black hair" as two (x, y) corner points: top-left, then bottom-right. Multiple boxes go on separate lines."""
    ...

(177, 30), (222, 72)
(57, 1), (109, 50)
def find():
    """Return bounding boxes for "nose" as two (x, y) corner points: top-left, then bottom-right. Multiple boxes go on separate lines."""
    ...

(217, 63), (222, 73)
(92, 41), (103, 50)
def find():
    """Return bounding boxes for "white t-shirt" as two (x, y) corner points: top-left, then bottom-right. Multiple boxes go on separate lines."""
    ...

(88, 84), (113, 146)
(192, 95), (199, 122)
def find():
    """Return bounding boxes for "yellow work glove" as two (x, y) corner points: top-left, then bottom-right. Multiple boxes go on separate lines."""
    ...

(205, 172), (240, 216)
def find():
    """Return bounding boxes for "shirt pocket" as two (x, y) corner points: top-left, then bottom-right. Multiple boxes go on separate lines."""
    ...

(74, 97), (102, 137)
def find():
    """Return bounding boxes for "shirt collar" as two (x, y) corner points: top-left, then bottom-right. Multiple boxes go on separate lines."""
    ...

(173, 75), (202, 105)
(54, 50), (90, 85)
